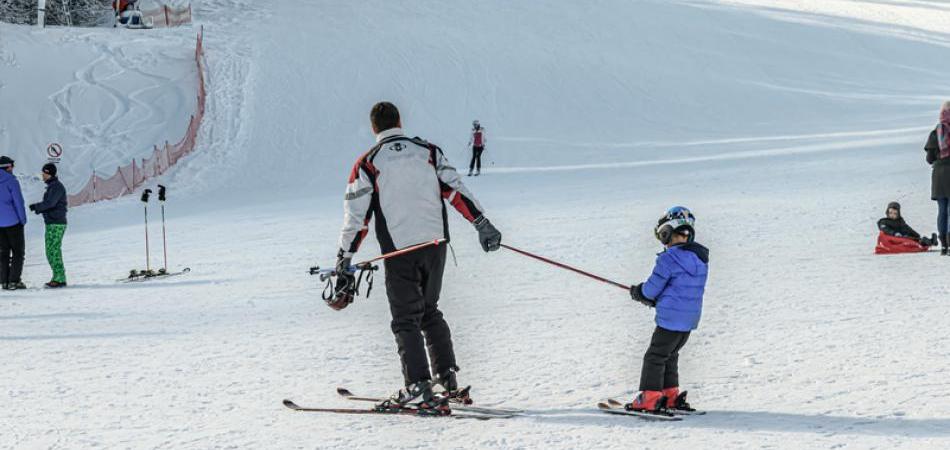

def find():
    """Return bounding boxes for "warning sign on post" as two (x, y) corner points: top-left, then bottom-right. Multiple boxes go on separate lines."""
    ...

(47, 143), (63, 163)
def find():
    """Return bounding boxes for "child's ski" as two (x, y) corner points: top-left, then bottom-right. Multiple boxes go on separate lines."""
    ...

(282, 399), (513, 420)
(597, 401), (682, 421)
(605, 398), (706, 416)
(336, 387), (523, 416)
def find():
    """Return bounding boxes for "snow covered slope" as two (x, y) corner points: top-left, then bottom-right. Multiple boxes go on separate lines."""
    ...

(0, 23), (198, 200)
(3, 1), (950, 449)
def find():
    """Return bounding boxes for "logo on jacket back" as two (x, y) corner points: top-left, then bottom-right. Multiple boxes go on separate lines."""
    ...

(390, 142), (405, 152)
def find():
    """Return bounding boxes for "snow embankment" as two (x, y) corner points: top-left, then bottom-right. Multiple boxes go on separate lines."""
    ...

(0, 23), (198, 199)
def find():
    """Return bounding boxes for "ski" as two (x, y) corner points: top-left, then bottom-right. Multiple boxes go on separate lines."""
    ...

(118, 267), (191, 283)
(282, 399), (512, 420)
(336, 387), (524, 416)
(597, 401), (682, 421)
(605, 397), (705, 416)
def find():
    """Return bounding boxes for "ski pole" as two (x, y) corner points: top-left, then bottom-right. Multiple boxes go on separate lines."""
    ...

(355, 238), (446, 268)
(158, 184), (168, 272)
(140, 189), (152, 272)
(500, 244), (630, 291)
(309, 238), (446, 278)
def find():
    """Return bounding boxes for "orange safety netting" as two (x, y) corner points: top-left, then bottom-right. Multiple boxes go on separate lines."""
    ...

(68, 26), (205, 207)
(140, 4), (193, 28)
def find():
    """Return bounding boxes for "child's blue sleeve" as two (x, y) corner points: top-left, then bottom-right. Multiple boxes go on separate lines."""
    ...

(641, 254), (672, 300)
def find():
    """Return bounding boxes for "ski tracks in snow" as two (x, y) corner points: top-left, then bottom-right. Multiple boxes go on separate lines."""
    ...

(160, 0), (263, 195)
(47, 31), (195, 179)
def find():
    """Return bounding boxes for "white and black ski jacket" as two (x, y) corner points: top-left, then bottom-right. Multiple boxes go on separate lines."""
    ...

(339, 128), (485, 257)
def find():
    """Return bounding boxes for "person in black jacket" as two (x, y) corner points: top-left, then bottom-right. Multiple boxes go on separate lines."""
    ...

(878, 202), (937, 247)
(29, 163), (68, 288)
(926, 101), (950, 255)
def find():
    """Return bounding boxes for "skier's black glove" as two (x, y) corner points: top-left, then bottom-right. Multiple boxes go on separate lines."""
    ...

(630, 283), (656, 308)
(327, 252), (356, 311)
(474, 216), (502, 252)
(28, 204), (36, 212)
(335, 252), (353, 277)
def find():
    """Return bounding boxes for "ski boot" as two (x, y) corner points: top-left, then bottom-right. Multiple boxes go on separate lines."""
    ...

(942, 234), (949, 256)
(662, 387), (697, 413)
(625, 390), (667, 413)
(4, 281), (26, 290)
(45, 281), (67, 289)
(375, 380), (450, 416)
(433, 368), (473, 405)
(474, 170), (480, 176)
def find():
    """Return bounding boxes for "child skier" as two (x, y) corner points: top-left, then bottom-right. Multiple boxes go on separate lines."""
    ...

(627, 206), (708, 414)
(875, 201), (938, 254)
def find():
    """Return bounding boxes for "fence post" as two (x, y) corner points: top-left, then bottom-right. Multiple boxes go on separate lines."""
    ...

(37, 0), (46, 27)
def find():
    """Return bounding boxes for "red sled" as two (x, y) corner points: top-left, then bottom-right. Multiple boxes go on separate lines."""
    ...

(875, 231), (929, 254)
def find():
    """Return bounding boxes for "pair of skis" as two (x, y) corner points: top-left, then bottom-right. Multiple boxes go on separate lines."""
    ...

(118, 267), (191, 283)
(283, 387), (522, 420)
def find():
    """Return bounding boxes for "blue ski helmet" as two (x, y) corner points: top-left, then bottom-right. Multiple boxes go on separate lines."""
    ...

(655, 206), (696, 245)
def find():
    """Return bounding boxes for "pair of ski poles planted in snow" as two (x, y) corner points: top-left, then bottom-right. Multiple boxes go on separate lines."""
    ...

(311, 238), (630, 307)
(136, 185), (171, 278)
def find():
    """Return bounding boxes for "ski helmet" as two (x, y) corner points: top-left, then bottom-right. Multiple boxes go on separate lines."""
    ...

(473, 120), (480, 129)
(654, 206), (696, 245)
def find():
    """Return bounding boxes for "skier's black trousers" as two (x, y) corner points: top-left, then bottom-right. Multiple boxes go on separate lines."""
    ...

(0, 224), (25, 285)
(640, 326), (691, 391)
(469, 146), (484, 173)
(384, 244), (457, 386)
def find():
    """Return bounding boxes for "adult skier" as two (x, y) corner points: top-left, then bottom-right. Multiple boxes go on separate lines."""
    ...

(467, 120), (486, 176)
(29, 163), (68, 288)
(627, 206), (708, 414)
(0, 156), (27, 290)
(925, 101), (950, 255)
(330, 102), (503, 414)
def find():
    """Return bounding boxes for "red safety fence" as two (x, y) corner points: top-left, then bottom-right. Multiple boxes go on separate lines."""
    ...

(68, 26), (205, 207)
(141, 3), (193, 28)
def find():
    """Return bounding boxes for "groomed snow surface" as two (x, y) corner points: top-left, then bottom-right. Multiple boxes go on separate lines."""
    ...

(3, 0), (950, 448)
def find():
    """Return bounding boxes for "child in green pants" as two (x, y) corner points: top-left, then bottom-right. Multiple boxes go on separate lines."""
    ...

(29, 163), (68, 288)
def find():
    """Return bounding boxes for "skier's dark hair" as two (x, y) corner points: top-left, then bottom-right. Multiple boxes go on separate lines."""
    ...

(370, 102), (400, 132)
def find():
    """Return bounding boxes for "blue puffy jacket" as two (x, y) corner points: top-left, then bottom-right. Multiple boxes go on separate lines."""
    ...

(0, 170), (27, 228)
(641, 242), (709, 332)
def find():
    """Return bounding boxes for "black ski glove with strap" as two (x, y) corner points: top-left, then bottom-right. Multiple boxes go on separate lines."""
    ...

(474, 216), (502, 252)
(630, 283), (656, 308)
(327, 251), (356, 311)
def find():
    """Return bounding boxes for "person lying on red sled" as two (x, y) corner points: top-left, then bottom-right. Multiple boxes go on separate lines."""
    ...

(876, 202), (938, 254)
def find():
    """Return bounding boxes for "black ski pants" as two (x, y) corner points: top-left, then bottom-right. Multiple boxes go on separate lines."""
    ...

(639, 326), (691, 391)
(0, 223), (25, 285)
(385, 244), (457, 386)
(469, 146), (484, 173)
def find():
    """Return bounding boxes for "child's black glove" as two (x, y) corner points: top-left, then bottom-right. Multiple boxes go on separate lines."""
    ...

(630, 283), (656, 308)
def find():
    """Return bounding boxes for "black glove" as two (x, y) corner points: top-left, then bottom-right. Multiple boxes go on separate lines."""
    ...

(630, 283), (656, 308)
(474, 216), (502, 252)
(327, 252), (356, 311)
(29, 204), (36, 212)
(335, 252), (353, 276)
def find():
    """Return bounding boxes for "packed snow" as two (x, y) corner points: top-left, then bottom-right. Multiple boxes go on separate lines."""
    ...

(2, 0), (950, 448)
